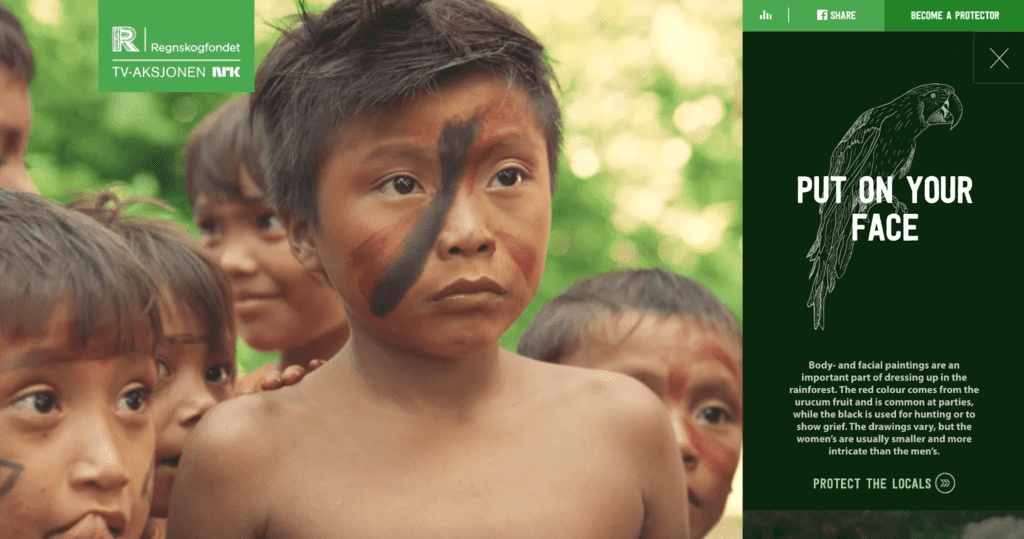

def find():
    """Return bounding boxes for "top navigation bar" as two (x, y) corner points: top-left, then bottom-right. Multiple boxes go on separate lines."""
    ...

(745, 0), (1024, 31)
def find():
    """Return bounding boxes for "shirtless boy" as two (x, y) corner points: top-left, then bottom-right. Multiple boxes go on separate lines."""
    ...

(518, 269), (743, 539)
(1, 189), (159, 539)
(166, 1), (688, 537)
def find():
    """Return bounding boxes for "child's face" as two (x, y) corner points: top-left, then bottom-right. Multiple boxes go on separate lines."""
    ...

(563, 312), (742, 539)
(149, 297), (234, 518)
(194, 170), (349, 353)
(0, 65), (35, 194)
(0, 307), (156, 539)
(292, 72), (551, 357)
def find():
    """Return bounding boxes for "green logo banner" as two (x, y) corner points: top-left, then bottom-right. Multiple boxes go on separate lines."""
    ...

(745, 0), (1024, 31)
(98, 0), (254, 92)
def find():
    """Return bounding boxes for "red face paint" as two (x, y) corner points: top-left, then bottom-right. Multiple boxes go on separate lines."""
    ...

(351, 216), (418, 309)
(479, 94), (539, 137)
(494, 230), (539, 287)
(700, 345), (743, 391)
(684, 420), (738, 476)
(668, 369), (687, 401)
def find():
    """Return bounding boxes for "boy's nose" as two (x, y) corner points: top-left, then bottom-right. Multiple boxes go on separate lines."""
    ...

(176, 381), (219, 427)
(435, 191), (495, 258)
(673, 414), (699, 471)
(69, 418), (132, 494)
(218, 236), (259, 277)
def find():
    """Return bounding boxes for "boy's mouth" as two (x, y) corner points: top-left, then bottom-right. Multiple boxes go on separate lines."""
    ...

(431, 277), (506, 300)
(48, 512), (125, 539)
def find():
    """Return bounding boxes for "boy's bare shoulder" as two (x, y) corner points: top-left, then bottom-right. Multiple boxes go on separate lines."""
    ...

(184, 385), (316, 471)
(513, 354), (670, 439)
(167, 387), (320, 538)
(510, 356), (689, 539)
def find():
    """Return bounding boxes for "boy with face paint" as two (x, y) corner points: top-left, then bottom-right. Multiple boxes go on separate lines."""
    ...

(518, 269), (742, 539)
(0, 5), (37, 194)
(183, 95), (349, 393)
(166, 1), (688, 538)
(0, 189), (160, 539)
(68, 191), (238, 539)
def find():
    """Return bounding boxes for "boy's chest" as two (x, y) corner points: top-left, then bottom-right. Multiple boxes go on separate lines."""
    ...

(261, 423), (646, 539)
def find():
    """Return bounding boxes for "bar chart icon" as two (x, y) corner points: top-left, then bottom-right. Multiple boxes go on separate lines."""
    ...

(760, 9), (772, 20)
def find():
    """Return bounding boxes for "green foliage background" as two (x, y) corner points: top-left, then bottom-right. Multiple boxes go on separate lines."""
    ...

(8, 0), (741, 375)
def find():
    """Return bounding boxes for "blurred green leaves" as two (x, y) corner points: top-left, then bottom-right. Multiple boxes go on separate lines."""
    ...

(496, 0), (742, 350)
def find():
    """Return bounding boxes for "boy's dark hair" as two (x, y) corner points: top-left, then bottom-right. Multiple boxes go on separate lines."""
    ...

(252, 0), (562, 227)
(67, 190), (236, 362)
(0, 3), (34, 82)
(518, 268), (741, 364)
(182, 94), (266, 207)
(0, 189), (160, 351)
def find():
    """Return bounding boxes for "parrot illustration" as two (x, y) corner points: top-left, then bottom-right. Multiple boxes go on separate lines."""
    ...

(807, 83), (963, 329)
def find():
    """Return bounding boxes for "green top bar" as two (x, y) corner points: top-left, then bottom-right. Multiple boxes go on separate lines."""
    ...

(885, 0), (1020, 30)
(745, 0), (1024, 30)
(745, 1), (884, 31)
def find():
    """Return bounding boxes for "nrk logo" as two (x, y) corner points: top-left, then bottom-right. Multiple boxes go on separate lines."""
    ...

(213, 66), (241, 77)
(112, 26), (140, 52)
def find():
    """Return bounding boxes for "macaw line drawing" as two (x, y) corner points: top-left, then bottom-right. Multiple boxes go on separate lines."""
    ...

(806, 83), (963, 330)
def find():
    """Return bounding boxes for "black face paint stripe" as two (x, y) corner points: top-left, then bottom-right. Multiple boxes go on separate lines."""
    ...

(369, 115), (482, 317)
(0, 460), (24, 498)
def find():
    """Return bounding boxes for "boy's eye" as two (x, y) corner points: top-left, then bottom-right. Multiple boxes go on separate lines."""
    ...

(116, 388), (149, 413)
(379, 175), (423, 196)
(197, 220), (221, 238)
(156, 359), (170, 379)
(205, 364), (232, 384)
(257, 213), (284, 231)
(12, 392), (57, 415)
(488, 167), (527, 188)
(695, 406), (734, 425)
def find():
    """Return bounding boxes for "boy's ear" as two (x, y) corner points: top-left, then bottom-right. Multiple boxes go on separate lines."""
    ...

(281, 212), (324, 275)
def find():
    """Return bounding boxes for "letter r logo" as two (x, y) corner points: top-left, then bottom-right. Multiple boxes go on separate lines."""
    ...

(113, 26), (139, 52)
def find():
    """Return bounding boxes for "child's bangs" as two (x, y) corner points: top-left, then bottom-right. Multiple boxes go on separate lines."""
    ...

(184, 139), (248, 204)
(67, 283), (161, 356)
(61, 236), (161, 354)
(182, 95), (265, 206)
(157, 247), (236, 361)
(0, 212), (161, 353)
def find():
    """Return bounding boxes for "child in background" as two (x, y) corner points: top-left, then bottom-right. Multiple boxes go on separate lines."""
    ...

(0, 4), (37, 194)
(0, 189), (158, 539)
(68, 190), (237, 538)
(519, 268), (742, 539)
(182, 95), (349, 392)
(166, 0), (688, 537)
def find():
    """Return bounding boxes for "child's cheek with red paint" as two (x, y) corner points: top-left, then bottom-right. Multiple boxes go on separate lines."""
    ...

(495, 230), (541, 290)
(342, 217), (419, 313)
(684, 420), (740, 478)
